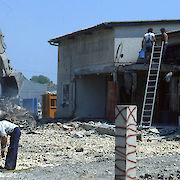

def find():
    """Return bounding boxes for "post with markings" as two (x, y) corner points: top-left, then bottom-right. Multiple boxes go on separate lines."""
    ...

(115, 105), (137, 180)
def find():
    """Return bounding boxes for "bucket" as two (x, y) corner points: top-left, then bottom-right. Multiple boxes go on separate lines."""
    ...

(139, 50), (146, 59)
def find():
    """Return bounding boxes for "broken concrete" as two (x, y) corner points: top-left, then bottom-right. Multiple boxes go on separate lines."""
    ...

(0, 98), (37, 130)
(0, 119), (178, 179)
(80, 121), (115, 136)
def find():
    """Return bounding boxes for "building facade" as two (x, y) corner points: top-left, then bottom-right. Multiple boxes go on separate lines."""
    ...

(49, 20), (180, 124)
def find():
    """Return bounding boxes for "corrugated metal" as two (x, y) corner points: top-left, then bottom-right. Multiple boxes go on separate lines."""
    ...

(22, 98), (38, 116)
(19, 80), (48, 102)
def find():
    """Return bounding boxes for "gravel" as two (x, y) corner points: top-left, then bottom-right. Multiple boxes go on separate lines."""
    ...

(0, 121), (179, 179)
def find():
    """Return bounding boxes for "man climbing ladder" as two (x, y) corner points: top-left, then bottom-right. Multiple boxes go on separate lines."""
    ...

(142, 28), (156, 61)
(140, 41), (164, 128)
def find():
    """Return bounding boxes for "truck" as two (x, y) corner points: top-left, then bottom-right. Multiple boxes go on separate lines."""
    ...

(0, 29), (24, 97)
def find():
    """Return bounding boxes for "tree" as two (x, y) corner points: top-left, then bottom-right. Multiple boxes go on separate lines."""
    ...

(30, 75), (51, 84)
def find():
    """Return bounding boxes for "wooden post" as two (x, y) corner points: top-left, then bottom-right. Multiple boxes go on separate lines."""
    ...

(115, 105), (137, 180)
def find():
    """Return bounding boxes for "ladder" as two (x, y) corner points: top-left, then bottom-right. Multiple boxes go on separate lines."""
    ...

(140, 41), (164, 128)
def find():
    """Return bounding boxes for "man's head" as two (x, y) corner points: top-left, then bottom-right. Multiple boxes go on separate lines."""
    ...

(160, 28), (166, 33)
(148, 28), (153, 33)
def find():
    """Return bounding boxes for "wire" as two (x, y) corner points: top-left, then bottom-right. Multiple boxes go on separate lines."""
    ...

(115, 42), (123, 63)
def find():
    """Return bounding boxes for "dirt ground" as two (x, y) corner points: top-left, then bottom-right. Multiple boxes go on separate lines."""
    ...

(0, 121), (179, 179)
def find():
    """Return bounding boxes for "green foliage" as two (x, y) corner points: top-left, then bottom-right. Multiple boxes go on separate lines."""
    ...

(30, 75), (51, 84)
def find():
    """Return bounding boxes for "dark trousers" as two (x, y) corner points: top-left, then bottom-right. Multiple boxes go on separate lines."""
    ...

(5, 127), (21, 170)
(163, 43), (168, 63)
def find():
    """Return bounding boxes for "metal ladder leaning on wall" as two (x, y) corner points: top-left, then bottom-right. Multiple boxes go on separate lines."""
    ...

(140, 41), (164, 128)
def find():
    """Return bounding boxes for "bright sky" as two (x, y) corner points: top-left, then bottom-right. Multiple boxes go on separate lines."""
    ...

(0, 0), (179, 83)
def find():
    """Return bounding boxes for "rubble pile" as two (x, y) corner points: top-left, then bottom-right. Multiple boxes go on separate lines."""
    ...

(137, 126), (180, 143)
(139, 172), (180, 180)
(15, 121), (115, 169)
(0, 98), (37, 130)
(137, 127), (180, 158)
(0, 119), (179, 178)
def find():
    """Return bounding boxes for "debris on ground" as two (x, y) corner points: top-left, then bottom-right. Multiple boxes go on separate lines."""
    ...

(80, 121), (115, 136)
(0, 120), (176, 178)
(0, 98), (37, 130)
(0, 101), (179, 180)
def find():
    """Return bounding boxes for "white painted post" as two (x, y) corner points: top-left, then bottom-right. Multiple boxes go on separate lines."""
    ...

(115, 105), (137, 180)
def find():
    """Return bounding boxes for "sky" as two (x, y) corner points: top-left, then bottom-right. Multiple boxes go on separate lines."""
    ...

(0, 0), (179, 83)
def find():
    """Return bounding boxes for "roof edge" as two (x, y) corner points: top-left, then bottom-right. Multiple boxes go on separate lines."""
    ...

(49, 19), (180, 44)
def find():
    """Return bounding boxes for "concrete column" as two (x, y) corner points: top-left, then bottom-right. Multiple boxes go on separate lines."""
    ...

(170, 77), (178, 112)
(115, 105), (137, 180)
(113, 71), (118, 82)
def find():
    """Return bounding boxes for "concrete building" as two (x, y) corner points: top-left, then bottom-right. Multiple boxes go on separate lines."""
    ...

(49, 20), (180, 125)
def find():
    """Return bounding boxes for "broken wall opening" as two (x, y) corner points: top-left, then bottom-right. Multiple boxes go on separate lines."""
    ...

(158, 74), (180, 125)
(75, 74), (107, 119)
(116, 71), (146, 124)
(164, 43), (180, 64)
(116, 70), (179, 125)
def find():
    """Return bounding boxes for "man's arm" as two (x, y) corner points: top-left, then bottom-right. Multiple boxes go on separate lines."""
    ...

(152, 33), (156, 43)
(142, 37), (145, 48)
(1, 136), (7, 157)
(1, 136), (7, 148)
(153, 36), (156, 42)
(163, 33), (168, 43)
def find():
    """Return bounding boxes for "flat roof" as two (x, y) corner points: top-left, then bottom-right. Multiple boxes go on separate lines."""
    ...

(49, 19), (180, 45)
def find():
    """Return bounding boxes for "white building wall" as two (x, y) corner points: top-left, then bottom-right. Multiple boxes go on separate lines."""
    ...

(56, 29), (114, 118)
(114, 23), (180, 64)
(72, 29), (114, 68)
(56, 22), (180, 118)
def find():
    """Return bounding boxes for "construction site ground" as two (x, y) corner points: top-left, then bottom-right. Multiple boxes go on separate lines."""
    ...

(0, 120), (179, 180)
